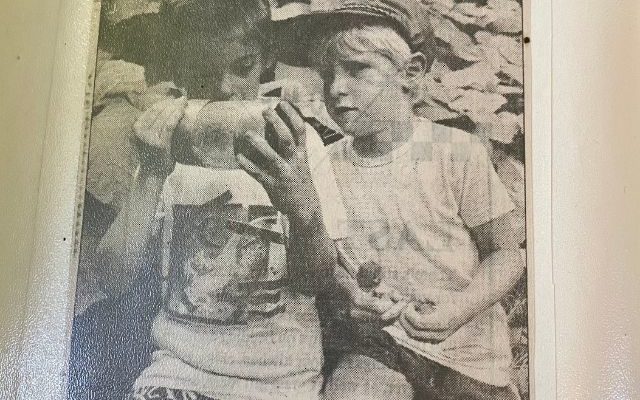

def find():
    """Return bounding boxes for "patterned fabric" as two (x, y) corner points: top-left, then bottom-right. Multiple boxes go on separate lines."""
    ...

(130, 386), (218, 400)
(165, 190), (288, 325)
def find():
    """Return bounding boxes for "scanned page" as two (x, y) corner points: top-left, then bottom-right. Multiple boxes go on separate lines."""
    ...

(18, 0), (536, 399)
(6, 0), (640, 398)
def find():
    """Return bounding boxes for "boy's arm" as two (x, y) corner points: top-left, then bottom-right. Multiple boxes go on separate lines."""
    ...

(95, 97), (186, 297)
(400, 212), (525, 342)
(285, 204), (337, 296)
(95, 171), (165, 297)
(236, 103), (337, 296)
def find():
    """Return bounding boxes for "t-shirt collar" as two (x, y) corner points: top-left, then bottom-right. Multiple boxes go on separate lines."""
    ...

(347, 118), (430, 167)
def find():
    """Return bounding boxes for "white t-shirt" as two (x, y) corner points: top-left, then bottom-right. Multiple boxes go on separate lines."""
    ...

(134, 126), (348, 399)
(328, 118), (515, 386)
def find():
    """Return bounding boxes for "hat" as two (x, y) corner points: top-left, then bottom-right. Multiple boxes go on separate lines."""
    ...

(272, 0), (435, 67)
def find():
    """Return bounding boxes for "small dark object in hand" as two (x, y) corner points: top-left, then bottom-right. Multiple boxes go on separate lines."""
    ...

(357, 261), (383, 291)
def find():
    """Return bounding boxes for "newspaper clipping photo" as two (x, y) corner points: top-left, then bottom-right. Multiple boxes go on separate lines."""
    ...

(67, 0), (529, 399)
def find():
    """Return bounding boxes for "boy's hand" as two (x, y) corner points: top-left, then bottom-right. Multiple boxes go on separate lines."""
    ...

(399, 290), (471, 343)
(134, 82), (185, 111)
(333, 265), (407, 323)
(133, 97), (187, 177)
(350, 292), (409, 323)
(235, 102), (320, 223)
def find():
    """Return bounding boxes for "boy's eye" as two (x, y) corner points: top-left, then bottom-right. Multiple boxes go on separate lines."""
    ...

(318, 68), (334, 82)
(232, 55), (258, 76)
(344, 61), (370, 75)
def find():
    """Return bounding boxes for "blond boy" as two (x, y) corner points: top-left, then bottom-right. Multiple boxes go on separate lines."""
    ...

(268, 1), (525, 399)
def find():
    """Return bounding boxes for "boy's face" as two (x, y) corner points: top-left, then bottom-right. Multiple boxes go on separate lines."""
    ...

(315, 48), (409, 138)
(172, 31), (269, 101)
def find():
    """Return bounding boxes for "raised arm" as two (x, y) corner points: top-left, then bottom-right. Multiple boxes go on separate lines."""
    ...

(95, 97), (186, 297)
(235, 102), (337, 296)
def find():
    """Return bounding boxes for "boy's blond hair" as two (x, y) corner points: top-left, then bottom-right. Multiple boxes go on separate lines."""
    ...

(313, 22), (423, 100)
(317, 24), (411, 70)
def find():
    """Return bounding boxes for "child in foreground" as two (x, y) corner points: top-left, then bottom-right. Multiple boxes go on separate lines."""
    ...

(276, 1), (525, 399)
(93, 0), (347, 399)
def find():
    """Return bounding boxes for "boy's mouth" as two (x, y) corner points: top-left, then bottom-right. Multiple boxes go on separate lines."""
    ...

(334, 106), (358, 115)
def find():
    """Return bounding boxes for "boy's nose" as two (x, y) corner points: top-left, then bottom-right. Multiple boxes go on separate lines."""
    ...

(328, 67), (349, 98)
(217, 73), (236, 101)
(204, 72), (235, 101)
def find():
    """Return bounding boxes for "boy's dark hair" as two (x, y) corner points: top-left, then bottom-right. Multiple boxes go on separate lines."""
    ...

(160, 0), (272, 51)
(158, 0), (274, 81)
(101, 0), (274, 82)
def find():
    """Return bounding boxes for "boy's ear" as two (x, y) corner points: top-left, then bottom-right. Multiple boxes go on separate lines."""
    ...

(401, 52), (428, 101)
(405, 52), (428, 80)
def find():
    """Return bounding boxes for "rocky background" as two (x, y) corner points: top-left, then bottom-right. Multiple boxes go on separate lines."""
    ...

(416, 1), (528, 396)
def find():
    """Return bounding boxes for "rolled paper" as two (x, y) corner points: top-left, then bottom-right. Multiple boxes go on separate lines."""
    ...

(172, 99), (343, 167)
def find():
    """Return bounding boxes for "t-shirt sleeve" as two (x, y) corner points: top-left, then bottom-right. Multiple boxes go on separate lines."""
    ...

(459, 141), (515, 228)
(305, 125), (350, 240)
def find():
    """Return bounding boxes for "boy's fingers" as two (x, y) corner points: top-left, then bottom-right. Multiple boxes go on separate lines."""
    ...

(389, 291), (408, 303)
(159, 106), (186, 144)
(413, 288), (447, 304)
(263, 108), (297, 158)
(263, 108), (291, 137)
(134, 99), (177, 146)
(140, 98), (175, 129)
(399, 315), (422, 338)
(134, 127), (162, 148)
(150, 100), (181, 133)
(402, 304), (429, 330)
(280, 81), (311, 103)
(403, 304), (447, 332)
(278, 103), (309, 162)
(265, 119), (295, 159)
(380, 300), (409, 322)
(372, 283), (396, 298)
(236, 131), (288, 177)
(236, 154), (275, 188)
(351, 291), (375, 307)
(275, 102), (307, 147)
(355, 292), (395, 315)
(399, 315), (444, 342)
(137, 101), (167, 127)
(151, 98), (186, 136)
(400, 313), (428, 335)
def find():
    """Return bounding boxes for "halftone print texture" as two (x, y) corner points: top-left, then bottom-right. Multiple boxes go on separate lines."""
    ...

(67, 0), (528, 399)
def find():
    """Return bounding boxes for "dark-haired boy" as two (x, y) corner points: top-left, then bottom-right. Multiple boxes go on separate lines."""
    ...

(86, 1), (346, 399)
